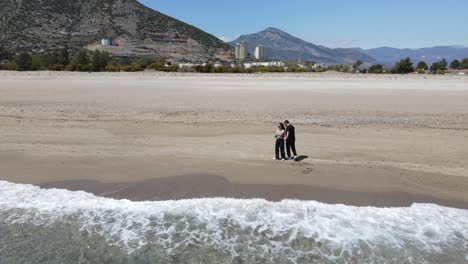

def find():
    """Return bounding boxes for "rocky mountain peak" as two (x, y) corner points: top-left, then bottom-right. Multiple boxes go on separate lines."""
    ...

(0, 0), (231, 62)
(230, 28), (376, 64)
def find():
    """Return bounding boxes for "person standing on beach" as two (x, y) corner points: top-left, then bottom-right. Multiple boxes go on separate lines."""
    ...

(274, 123), (286, 160)
(284, 120), (297, 160)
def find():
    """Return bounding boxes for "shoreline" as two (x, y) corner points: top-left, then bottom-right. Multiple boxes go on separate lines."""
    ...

(38, 174), (468, 209)
(4, 151), (468, 210)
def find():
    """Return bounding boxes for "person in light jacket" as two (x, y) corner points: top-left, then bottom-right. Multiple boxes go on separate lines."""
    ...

(274, 123), (286, 160)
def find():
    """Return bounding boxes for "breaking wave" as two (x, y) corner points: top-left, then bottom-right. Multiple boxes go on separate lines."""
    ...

(0, 181), (467, 263)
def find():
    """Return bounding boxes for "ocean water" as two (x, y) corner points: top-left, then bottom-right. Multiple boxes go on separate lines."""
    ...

(0, 181), (467, 264)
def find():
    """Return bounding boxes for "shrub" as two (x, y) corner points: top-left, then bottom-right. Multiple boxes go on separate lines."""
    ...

(31, 55), (44, 71)
(368, 64), (384, 74)
(257, 66), (285, 73)
(120, 65), (132, 72)
(51, 64), (64, 71)
(193, 64), (214, 73)
(328, 64), (351, 73)
(203, 64), (214, 73)
(65, 64), (78, 71)
(132, 57), (157, 68)
(341, 65), (351, 73)
(74, 49), (89, 65)
(43, 50), (60, 67)
(449, 59), (461, 70)
(131, 64), (144, 72)
(416, 61), (428, 71)
(193, 65), (204, 72)
(91, 50), (109, 72)
(14, 52), (33, 71)
(148, 62), (166, 71)
(416, 68), (426, 74)
(105, 65), (121, 72)
(169, 64), (179, 72)
(288, 67), (305, 73)
(6, 62), (20, 71)
(430, 59), (448, 74)
(0, 47), (13, 60)
(76, 64), (92, 72)
(315, 67), (327, 73)
(147, 62), (174, 72)
(391, 57), (414, 74)
(460, 58), (468, 69)
(230, 66), (244, 73)
(213, 65), (229, 73)
(58, 47), (70, 66)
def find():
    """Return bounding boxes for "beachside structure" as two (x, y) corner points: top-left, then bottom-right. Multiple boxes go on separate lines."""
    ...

(235, 41), (248, 60)
(178, 63), (195, 68)
(243, 61), (285, 69)
(312, 63), (326, 69)
(101, 38), (117, 46)
(254, 45), (264, 60)
(446, 69), (468, 75)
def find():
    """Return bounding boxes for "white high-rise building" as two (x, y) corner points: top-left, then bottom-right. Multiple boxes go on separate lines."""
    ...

(235, 41), (248, 60)
(254, 45), (264, 60)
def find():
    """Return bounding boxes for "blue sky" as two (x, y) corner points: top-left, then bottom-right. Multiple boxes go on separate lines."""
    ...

(139, 0), (468, 49)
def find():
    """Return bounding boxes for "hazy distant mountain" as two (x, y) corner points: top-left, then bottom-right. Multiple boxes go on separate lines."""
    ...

(362, 46), (468, 65)
(0, 0), (230, 61)
(229, 27), (377, 64)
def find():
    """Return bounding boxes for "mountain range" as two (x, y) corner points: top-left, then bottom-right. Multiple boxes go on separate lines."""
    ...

(230, 28), (468, 65)
(229, 28), (377, 65)
(0, 0), (230, 62)
(1, 0), (467, 65)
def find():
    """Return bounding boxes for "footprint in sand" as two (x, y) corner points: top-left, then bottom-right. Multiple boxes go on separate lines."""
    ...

(302, 167), (314, 174)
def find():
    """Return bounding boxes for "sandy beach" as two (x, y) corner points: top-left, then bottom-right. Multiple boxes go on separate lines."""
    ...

(1, 71), (467, 208)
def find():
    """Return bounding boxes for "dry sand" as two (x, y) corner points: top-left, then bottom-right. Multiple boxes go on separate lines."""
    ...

(1, 71), (467, 208)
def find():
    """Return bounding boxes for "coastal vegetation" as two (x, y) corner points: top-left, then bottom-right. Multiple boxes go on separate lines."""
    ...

(429, 59), (448, 74)
(367, 64), (384, 74)
(391, 58), (414, 74)
(416, 61), (429, 71)
(1, 47), (467, 74)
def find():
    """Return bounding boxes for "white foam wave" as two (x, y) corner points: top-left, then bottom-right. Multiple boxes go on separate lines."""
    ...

(0, 180), (467, 263)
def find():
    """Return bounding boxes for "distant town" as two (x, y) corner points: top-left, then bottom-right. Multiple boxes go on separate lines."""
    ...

(1, 37), (467, 75)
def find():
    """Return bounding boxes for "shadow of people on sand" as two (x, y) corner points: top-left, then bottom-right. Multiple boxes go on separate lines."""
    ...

(294, 155), (309, 162)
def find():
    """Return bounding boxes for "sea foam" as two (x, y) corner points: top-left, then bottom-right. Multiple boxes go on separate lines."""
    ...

(0, 180), (467, 263)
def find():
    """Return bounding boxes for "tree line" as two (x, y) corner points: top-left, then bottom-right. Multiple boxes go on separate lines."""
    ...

(390, 58), (450, 74)
(0, 47), (184, 72)
(0, 47), (110, 72)
(371, 57), (468, 74)
(1, 46), (467, 74)
(324, 57), (468, 74)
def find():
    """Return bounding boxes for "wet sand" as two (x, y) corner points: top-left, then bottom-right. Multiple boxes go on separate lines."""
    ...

(40, 174), (468, 209)
(1, 71), (467, 208)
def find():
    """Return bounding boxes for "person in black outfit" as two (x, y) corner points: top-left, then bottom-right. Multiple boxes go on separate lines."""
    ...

(284, 120), (297, 160)
(274, 123), (286, 160)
